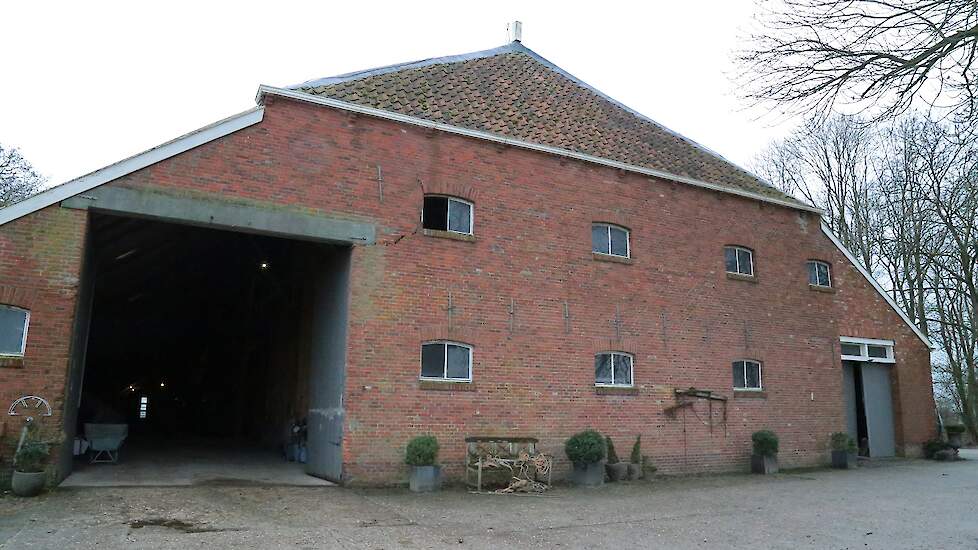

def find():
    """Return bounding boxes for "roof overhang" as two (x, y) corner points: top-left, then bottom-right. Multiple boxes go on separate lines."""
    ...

(256, 85), (824, 215)
(820, 222), (933, 350)
(0, 108), (265, 227)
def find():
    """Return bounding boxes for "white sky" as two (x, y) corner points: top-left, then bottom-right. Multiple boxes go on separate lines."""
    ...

(0, 0), (796, 186)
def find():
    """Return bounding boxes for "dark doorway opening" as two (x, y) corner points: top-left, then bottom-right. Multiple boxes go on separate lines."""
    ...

(65, 213), (349, 486)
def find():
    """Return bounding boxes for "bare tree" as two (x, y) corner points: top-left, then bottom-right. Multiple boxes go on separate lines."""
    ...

(738, 0), (978, 124)
(0, 144), (45, 207)
(752, 114), (882, 268)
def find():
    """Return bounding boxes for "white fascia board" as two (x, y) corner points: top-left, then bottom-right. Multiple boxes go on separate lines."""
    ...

(821, 222), (933, 349)
(840, 336), (895, 346)
(0, 108), (265, 227)
(256, 86), (823, 215)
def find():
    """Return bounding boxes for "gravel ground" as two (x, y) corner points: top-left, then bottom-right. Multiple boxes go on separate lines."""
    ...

(1, 456), (976, 549)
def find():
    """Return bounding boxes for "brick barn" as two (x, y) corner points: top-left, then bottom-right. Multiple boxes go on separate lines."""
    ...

(0, 37), (935, 486)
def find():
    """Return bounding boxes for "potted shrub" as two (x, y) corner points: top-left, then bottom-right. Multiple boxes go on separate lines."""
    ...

(604, 437), (629, 481)
(627, 436), (643, 480)
(830, 432), (857, 469)
(945, 425), (966, 449)
(750, 430), (779, 474)
(12, 440), (49, 497)
(642, 456), (658, 479)
(565, 430), (606, 487)
(405, 435), (441, 492)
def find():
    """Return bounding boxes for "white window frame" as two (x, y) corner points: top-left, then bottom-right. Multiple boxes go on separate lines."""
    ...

(0, 305), (30, 357)
(840, 337), (895, 363)
(419, 340), (473, 382)
(592, 223), (631, 258)
(594, 351), (634, 387)
(732, 359), (763, 391)
(808, 260), (832, 287)
(724, 246), (754, 276)
(423, 195), (474, 236)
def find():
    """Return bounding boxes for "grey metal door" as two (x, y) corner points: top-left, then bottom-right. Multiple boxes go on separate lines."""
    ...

(842, 363), (859, 443)
(861, 364), (896, 457)
(305, 247), (351, 482)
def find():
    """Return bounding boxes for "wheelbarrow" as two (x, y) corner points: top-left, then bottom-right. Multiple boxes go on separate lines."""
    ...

(83, 423), (128, 464)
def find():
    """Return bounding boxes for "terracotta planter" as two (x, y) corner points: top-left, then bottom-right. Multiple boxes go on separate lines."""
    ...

(751, 454), (778, 474)
(11, 471), (46, 497)
(605, 462), (629, 481)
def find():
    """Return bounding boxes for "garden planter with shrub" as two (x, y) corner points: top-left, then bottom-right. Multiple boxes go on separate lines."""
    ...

(945, 425), (965, 449)
(565, 430), (606, 487)
(406, 435), (441, 492)
(604, 437), (629, 481)
(750, 430), (779, 474)
(830, 432), (858, 469)
(12, 436), (49, 497)
(627, 436), (643, 480)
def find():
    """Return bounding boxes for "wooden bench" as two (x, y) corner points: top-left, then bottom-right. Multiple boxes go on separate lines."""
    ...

(464, 436), (552, 492)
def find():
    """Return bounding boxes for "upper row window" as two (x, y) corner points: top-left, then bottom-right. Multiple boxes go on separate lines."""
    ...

(840, 339), (894, 363)
(421, 341), (472, 381)
(724, 246), (754, 276)
(592, 223), (630, 258)
(0, 305), (30, 357)
(808, 260), (832, 287)
(423, 195), (473, 235)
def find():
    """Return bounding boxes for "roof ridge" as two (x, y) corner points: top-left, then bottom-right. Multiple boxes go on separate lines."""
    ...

(288, 42), (524, 90)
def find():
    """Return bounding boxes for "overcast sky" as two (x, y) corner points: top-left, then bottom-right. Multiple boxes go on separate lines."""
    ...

(1, 0), (796, 187)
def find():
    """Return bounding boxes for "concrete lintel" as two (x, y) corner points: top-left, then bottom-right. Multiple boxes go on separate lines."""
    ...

(62, 187), (375, 245)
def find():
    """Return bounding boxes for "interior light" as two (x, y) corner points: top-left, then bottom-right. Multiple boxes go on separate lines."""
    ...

(160, 382), (165, 388)
(128, 385), (135, 392)
(259, 261), (270, 270)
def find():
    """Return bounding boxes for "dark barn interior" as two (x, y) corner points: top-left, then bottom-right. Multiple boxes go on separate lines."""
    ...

(71, 213), (345, 481)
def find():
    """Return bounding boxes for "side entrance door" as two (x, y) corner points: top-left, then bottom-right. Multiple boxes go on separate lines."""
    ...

(843, 360), (896, 458)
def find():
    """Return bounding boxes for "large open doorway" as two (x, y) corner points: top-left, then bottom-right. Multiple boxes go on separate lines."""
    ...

(62, 212), (350, 486)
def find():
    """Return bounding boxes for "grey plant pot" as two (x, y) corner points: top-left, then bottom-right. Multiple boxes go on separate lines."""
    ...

(947, 432), (963, 449)
(751, 454), (779, 474)
(627, 463), (642, 480)
(571, 462), (605, 487)
(831, 450), (857, 469)
(408, 465), (441, 493)
(605, 462), (629, 482)
(11, 471), (46, 497)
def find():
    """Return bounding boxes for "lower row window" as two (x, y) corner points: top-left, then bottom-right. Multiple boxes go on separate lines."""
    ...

(595, 351), (633, 387)
(733, 360), (762, 390)
(0, 305), (30, 357)
(421, 341), (472, 381)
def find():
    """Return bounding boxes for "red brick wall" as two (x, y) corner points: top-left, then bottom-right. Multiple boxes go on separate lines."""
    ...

(0, 96), (935, 483)
(0, 205), (87, 474)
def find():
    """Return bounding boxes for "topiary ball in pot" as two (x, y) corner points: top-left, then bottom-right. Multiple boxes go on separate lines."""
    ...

(565, 430), (606, 486)
(750, 430), (779, 474)
(12, 440), (50, 497)
(405, 435), (441, 492)
(829, 432), (857, 469)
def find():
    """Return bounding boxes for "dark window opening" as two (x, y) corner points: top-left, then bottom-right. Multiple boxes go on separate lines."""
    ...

(423, 196), (472, 234)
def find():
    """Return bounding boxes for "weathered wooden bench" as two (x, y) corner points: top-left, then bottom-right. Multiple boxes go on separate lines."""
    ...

(464, 436), (552, 492)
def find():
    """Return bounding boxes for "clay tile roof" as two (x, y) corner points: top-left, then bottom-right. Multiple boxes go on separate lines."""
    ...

(292, 42), (810, 209)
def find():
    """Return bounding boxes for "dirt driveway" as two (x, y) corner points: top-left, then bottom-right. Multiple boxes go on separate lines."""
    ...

(2, 456), (976, 549)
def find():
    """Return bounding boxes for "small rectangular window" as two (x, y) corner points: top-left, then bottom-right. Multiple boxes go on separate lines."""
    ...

(724, 246), (753, 276)
(808, 260), (831, 287)
(867, 345), (888, 359)
(0, 305), (30, 357)
(592, 224), (630, 258)
(420, 341), (472, 381)
(423, 196), (473, 235)
(841, 343), (862, 356)
(594, 352), (633, 387)
(733, 360), (762, 390)
(138, 396), (148, 420)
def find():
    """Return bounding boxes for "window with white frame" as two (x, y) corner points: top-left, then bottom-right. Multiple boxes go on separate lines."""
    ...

(592, 223), (630, 258)
(732, 360), (762, 390)
(808, 260), (832, 287)
(594, 352), (633, 387)
(138, 396), (148, 419)
(724, 246), (754, 276)
(423, 196), (473, 235)
(420, 341), (472, 381)
(840, 338), (895, 363)
(0, 305), (30, 357)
